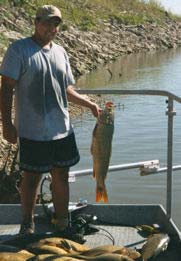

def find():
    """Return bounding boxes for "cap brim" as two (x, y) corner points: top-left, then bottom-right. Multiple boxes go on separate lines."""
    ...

(36, 15), (62, 22)
(48, 15), (62, 19)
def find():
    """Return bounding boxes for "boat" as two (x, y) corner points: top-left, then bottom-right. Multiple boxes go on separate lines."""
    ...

(0, 89), (181, 260)
(0, 203), (180, 260)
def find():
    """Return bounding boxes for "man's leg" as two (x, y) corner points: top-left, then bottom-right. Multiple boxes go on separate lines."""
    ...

(50, 166), (86, 243)
(50, 167), (69, 230)
(20, 171), (42, 233)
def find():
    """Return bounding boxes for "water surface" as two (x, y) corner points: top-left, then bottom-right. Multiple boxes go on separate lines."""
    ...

(70, 48), (181, 229)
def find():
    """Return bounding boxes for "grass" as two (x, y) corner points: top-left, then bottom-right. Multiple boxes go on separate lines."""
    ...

(0, 0), (181, 30)
(39, 0), (181, 26)
(0, 33), (9, 47)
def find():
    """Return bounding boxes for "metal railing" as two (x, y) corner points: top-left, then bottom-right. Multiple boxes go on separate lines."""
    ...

(75, 89), (181, 219)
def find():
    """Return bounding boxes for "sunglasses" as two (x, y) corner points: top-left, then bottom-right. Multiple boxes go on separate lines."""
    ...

(37, 17), (62, 27)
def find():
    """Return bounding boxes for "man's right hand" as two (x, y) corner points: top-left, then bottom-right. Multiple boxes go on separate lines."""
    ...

(3, 123), (17, 144)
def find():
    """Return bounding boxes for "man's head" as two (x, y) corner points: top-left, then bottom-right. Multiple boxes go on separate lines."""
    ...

(34, 5), (62, 44)
(35, 5), (62, 23)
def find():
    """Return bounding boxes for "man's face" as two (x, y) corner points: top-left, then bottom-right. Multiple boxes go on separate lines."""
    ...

(35, 17), (61, 42)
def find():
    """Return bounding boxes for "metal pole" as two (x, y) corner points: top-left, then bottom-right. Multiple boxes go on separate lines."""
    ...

(166, 98), (176, 219)
(70, 160), (159, 177)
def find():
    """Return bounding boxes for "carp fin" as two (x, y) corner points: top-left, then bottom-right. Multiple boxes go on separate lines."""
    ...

(91, 123), (98, 155)
(96, 185), (108, 203)
(93, 123), (98, 137)
(93, 169), (96, 178)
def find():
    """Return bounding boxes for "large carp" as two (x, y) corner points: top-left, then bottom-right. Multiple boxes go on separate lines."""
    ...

(91, 101), (114, 203)
(142, 233), (170, 261)
(0, 250), (34, 261)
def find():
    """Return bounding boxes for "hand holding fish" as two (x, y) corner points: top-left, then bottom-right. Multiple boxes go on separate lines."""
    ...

(89, 102), (102, 118)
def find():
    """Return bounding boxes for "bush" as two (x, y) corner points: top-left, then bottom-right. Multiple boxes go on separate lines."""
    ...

(79, 16), (96, 31)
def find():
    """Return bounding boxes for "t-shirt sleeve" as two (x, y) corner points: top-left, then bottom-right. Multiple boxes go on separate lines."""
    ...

(0, 43), (22, 80)
(64, 52), (75, 87)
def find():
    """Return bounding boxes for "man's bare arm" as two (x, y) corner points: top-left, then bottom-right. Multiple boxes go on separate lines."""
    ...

(66, 85), (101, 118)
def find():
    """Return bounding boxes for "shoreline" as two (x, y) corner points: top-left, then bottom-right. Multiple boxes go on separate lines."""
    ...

(60, 17), (181, 78)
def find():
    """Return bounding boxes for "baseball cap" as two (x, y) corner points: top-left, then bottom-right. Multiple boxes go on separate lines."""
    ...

(36, 5), (62, 21)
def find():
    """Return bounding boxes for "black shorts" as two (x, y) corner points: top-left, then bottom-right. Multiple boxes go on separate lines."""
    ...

(18, 133), (80, 173)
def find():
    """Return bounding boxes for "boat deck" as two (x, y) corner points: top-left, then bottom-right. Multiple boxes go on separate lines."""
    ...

(0, 222), (145, 249)
(0, 204), (181, 260)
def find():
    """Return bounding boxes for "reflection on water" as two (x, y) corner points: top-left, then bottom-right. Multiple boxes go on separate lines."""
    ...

(77, 48), (181, 92)
(70, 48), (181, 229)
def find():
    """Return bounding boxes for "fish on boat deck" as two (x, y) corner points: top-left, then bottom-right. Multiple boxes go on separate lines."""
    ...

(81, 244), (140, 259)
(27, 237), (140, 258)
(34, 253), (135, 261)
(38, 237), (90, 252)
(91, 101), (114, 203)
(27, 242), (69, 255)
(142, 233), (170, 261)
(35, 254), (84, 260)
(0, 250), (34, 260)
(0, 235), (141, 261)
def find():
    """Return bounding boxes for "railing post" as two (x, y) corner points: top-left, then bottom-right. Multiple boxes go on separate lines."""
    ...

(166, 97), (176, 219)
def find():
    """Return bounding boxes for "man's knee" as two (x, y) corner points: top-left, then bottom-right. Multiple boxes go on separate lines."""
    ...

(22, 171), (42, 186)
(51, 167), (69, 182)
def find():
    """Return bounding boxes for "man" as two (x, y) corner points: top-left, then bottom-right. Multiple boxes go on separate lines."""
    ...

(0, 5), (100, 239)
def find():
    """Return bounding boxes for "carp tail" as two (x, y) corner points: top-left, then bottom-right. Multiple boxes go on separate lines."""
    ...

(96, 185), (108, 203)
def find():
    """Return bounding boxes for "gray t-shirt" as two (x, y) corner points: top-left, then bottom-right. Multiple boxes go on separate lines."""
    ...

(0, 37), (75, 141)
